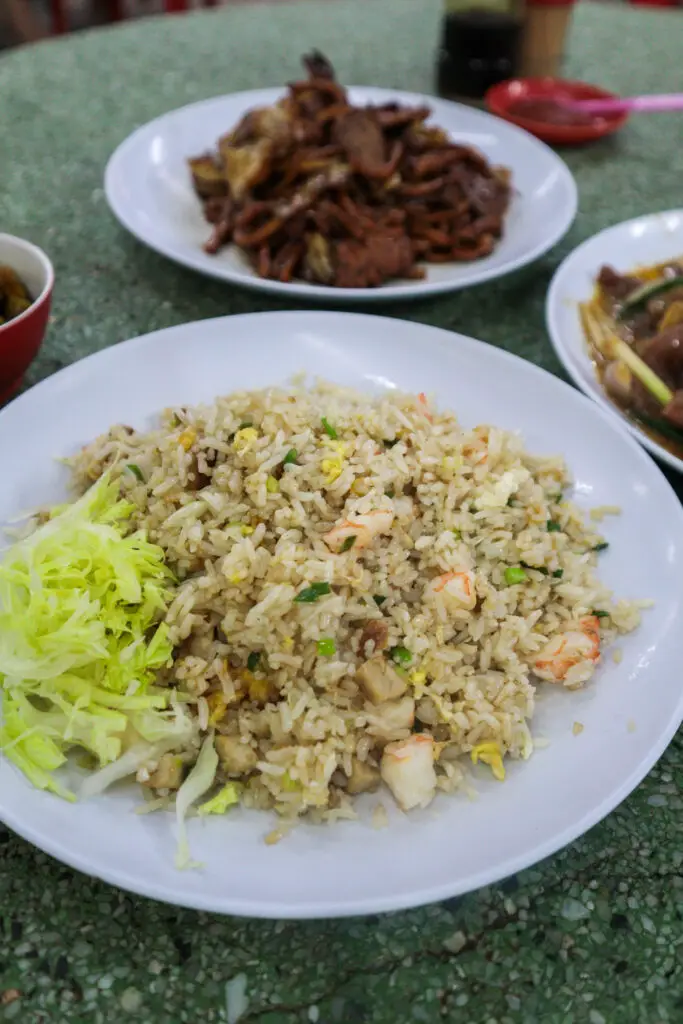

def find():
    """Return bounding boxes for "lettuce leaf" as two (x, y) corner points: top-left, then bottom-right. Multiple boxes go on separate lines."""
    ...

(175, 733), (219, 869)
(0, 473), (186, 798)
(198, 782), (241, 817)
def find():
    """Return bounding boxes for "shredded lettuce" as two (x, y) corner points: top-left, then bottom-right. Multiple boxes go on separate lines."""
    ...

(0, 473), (186, 799)
(198, 782), (241, 817)
(175, 733), (219, 869)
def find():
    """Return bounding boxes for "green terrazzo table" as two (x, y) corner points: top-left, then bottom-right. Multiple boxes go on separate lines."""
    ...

(1, 2), (682, 1021)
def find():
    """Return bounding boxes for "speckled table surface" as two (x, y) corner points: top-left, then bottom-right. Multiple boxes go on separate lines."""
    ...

(1, 2), (683, 1022)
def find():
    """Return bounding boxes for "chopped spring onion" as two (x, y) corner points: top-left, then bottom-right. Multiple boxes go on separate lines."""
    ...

(384, 486), (395, 499)
(636, 412), (683, 445)
(504, 566), (528, 585)
(247, 652), (261, 672)
(283, 448), (298, 465)
(520, 562), (548, 576)
(582, 304), (673, 406)
(373, 595), (387, 606)
(316, 638), (336, 657)
(618, 276), (683, 319)
(294, 582), (331, 603)
(321, 417), (337, 440)
(547, 520), (562, 533)
(389, 645), (412, 666)
(127, 463), (144, 481)
(238, 421), (253, 429)
(266, 476), (279, 493)
(552, 569), (564, 579)
(383, 438), (399, 448)
(593, 541), (609, 552)
(281, 771), (300, 792)
(340, 535), (356, 552)
(593, 609), (610, 619)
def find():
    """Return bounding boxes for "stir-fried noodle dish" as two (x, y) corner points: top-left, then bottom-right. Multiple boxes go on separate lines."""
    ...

(188, 52), (512, 288)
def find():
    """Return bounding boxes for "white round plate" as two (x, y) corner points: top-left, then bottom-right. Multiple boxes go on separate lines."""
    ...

(1, 312), (682, 918)
(105, 87), (577, 302)
(547, 209), (683, 475)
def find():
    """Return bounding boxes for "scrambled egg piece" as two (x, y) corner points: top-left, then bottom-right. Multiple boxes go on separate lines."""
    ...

(207, 691), (228, 725)
(325, 440), (347, 457)
(320, 440), (347, 483)
(409, 669), (427, 698)
(233, 427), (258, 453)
(474, 468), (530, 511)
(178, 428), (196, 451)
(321, 457), (343, 484)
(440, 455), (463, 478)
(471, 741), (506, 781)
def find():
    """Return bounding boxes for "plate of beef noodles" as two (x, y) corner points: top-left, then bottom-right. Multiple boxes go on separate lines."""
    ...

(105, 51), (577, 300)
(547, 210), (683, 474)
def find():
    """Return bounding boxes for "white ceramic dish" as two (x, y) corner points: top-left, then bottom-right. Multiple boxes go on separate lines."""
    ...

(546, 209), (683, 475)
(1, 311), (682, 919)
(105, 86), (577, 302)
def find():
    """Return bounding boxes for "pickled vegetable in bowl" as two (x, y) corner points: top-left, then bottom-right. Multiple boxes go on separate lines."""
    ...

(0, 265), (33, 326)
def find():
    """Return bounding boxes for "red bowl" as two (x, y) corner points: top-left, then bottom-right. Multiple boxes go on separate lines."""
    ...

(0, 234), (54, 403)
(486, 78), (628, 146)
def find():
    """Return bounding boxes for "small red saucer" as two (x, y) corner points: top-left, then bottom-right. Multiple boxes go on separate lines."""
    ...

(485, 77), (629, 146)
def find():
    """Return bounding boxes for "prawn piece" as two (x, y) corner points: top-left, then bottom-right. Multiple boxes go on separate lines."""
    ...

(381, 734), (437, 811)
(425, 569), (477, 610)
(417, 392), (433, 423)
(323, 508), (394, 553)
(462, 442), (488, 466)
(534, 615), (601, 684)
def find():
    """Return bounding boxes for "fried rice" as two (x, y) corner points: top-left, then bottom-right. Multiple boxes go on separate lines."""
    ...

(69, 380), (641, 823)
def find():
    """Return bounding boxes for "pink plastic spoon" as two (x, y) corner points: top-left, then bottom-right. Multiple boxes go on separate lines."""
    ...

(564, 93), (683, 117)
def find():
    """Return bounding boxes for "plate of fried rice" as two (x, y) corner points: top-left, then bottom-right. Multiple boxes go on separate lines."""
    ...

(1, 311), (682, 918)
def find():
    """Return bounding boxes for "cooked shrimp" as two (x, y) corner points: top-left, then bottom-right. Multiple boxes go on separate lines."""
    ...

(463, 441), (488, 466)
(417, 392), (433, 423)
(381, 734), (437, 811)
(323, 508), (394, 553)
(533, 615), (601, 683)
(425, 569), (476, 610)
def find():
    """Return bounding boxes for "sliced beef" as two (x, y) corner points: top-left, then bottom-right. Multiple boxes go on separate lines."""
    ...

(303, 50), (336, 81)
(203, 197), (236, 254)
(638, 324), (683, 386)
(332, 234), (414, 288)
(446, 164), (509, 220)
(372, 103), (430, 131)
(333, 109), (387, 177)
(597, 265), (640, 302)
(631, 324), (683, 420)
(663, 391), (683, 429)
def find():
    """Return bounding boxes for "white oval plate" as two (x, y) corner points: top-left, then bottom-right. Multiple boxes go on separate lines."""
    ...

(547, 209), (683, 475)
(105, 87), (577, 302)
(1, 312), (682, 919)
